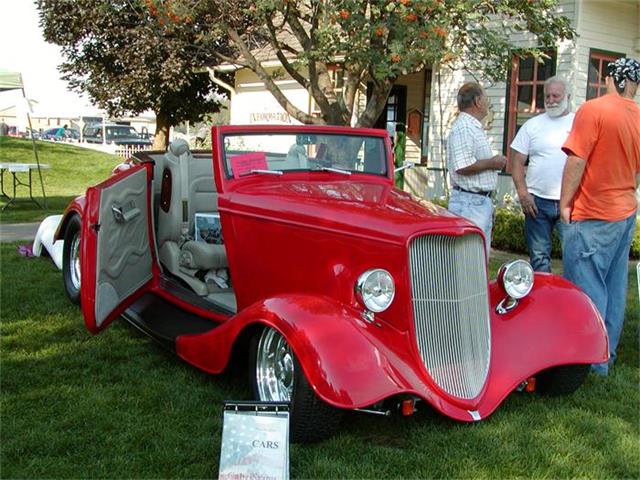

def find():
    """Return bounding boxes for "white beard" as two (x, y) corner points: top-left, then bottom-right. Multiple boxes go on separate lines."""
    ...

(545, 97), (569, 118)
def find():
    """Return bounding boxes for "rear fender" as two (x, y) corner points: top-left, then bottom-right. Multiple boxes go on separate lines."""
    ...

(54, 196), (86, 241)
(175, 294), (430, 409)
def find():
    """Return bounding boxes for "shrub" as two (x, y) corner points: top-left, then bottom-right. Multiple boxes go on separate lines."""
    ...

(492, 208), (639, 259)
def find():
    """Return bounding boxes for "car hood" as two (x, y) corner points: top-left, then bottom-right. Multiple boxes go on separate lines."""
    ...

(223, 178), (477, 244)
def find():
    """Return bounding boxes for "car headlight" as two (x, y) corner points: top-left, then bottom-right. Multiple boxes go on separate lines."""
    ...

(498, 259), (534, 299)
(355, 269), (395, 313)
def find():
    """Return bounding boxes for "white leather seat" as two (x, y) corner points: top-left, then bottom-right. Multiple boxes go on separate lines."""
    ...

(285, 144), (309, 169)
(157, 140), (227, 294)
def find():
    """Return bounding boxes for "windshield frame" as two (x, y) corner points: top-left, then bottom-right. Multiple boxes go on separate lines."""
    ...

(220, 128), (391, 180)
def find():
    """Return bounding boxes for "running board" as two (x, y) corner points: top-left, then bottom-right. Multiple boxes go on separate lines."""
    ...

(122, 293), (219, 351)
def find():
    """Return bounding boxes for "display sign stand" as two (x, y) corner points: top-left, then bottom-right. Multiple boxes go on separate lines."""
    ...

(218, 402), (290, 480)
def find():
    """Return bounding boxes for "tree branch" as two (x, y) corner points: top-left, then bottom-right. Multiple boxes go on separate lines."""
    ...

(343, 66), (363, 117)
(284, 8), (337, 122)
(226, 26), (322, 124)
(209, 49), (251, 68)
(265, 17), (309, 89)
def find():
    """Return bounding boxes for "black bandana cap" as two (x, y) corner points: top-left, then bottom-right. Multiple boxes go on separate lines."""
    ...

(606, 57), (640, 89)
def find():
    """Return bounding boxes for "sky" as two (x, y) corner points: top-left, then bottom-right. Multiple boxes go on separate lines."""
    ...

(0, 0), (99, 117)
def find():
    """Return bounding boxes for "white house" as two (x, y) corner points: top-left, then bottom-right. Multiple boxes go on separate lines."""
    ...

(215, 0), (640, 201)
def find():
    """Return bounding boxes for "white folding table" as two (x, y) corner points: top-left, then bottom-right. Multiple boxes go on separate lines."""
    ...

(0, 162), (51, 211)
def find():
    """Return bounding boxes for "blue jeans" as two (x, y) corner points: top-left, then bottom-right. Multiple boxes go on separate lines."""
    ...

(524, 195), (564, 272)
(448, 189), (493, 256)
(562, 213), (637, 376)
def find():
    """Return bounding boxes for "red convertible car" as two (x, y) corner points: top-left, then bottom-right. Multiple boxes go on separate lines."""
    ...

(56, 125), (607, 443)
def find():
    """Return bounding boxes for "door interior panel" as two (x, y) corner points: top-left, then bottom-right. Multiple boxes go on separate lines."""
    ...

(95, 168), (152, 327)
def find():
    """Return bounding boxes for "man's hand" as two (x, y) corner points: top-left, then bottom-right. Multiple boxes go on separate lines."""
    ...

(559, 154), (586, 225)
(519, 192), (538, 218)
(491, 155), (507, 170)
(560, 204), (572, 224)
(456, 155), (507, 176)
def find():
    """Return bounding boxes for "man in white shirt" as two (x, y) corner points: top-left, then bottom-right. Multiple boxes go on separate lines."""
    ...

(447, 82), (507, 255)
(510, 76), (574, 272)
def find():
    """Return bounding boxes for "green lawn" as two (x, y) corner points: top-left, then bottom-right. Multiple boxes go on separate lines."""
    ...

(0, 137), (121, 223)
(1, 246), (638, 479)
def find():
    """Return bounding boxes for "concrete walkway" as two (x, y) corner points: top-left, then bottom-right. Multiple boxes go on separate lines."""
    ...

(0, 223), (40, 242)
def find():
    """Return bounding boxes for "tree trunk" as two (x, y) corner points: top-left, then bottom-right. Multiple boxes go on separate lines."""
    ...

(153, 111), (171, 150)
(356, 82), (392, 128)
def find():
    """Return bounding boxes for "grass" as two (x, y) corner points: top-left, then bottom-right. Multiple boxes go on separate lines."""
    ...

(0, 137), (121, 223)
(1, 244), (638, 479)
(0, 139), (638, 477)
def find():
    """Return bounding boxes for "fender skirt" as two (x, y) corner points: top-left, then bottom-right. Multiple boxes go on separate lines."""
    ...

(175, 275), (608, 422)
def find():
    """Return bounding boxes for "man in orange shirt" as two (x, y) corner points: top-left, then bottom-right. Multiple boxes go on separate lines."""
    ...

(560, 57), (640, 376)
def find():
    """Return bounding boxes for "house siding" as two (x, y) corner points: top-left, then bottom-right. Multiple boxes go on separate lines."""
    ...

(231, 68), (310, 126)
(406, 0), (639, 201)
(572, 0), (640, 106)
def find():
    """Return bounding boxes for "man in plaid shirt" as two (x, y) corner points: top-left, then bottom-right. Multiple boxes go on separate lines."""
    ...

(446, 82), (507, 256)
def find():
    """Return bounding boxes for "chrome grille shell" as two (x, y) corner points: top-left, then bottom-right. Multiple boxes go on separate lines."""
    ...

(409, 234), (491, 400)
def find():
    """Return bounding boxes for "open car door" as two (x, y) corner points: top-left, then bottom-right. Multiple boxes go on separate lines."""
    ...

(81, 165), (154, 334)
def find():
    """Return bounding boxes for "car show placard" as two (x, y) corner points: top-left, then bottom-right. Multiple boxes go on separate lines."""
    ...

(218, 403), (289, 480)
(230, 152), (267, 178)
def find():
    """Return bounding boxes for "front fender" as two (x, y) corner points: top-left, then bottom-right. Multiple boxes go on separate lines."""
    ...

(479, 273), (608, 415)
(175, 294), (436, 409)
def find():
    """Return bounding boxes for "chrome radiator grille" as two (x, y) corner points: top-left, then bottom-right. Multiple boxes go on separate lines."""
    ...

(409, 234), (491, 399)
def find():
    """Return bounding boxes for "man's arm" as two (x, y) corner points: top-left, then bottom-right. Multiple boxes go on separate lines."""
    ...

(510, 150), (537, 218)
(456, 155), (506, 175)
(559, 154), (587, 223)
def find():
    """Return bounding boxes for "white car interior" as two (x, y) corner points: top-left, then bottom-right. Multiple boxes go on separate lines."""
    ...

(152, 139), (236, 313)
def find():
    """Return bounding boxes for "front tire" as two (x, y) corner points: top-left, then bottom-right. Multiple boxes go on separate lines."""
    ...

(62, 215), (82, 305)
(537, 364), (590, 396)
(249, 326), (343, 443)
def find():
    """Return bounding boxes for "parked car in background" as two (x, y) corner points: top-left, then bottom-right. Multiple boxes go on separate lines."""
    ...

(6, 125), (20, 137)
(24, 127), (40, 140)
(41, 128), (61, 140)
(41, 127), (80, 142)
(54, 124), (608, 443)
(83, 124), (152, 146)
(65, 128), (80, 142)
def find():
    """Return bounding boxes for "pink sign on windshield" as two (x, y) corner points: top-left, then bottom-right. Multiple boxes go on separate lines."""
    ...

(231, 152), (268, 178)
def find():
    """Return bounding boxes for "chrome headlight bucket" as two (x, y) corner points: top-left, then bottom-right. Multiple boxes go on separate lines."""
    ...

(498, 259), (534, 299)
(355, 269), (395, 313)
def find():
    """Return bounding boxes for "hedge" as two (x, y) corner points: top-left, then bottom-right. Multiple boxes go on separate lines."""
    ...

(492, 208), (640, 260)
(429, 199), (639, 259)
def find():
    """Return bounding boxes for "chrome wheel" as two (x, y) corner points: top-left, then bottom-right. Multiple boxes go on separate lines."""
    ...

(70, 231), (81, 290)
(249, 326), (344, 442)
(255, 327), (294, 402)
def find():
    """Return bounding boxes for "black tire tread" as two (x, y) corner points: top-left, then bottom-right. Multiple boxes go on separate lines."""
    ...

(62, 215), (81, 305)
(289, 356), (343, 443)
(537, 364), (590, 396)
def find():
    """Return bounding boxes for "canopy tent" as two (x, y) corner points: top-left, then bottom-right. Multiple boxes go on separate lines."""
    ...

(0, 70), (24, 91)
(0, 69), (47, 209)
